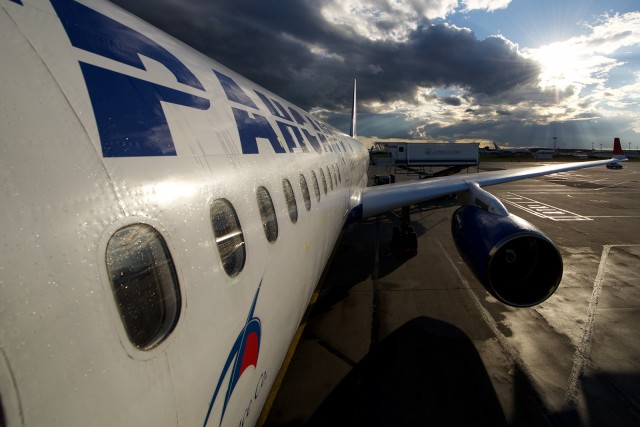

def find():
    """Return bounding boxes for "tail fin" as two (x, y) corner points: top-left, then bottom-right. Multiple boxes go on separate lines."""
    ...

(349, 78), (357, 138)
(612, 137), (627, 161)
(613, 137), (624, 155)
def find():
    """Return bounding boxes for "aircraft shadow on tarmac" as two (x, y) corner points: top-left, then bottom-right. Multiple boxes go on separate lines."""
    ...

(300, 316), (560, 427)
(292, 315), (640, 426)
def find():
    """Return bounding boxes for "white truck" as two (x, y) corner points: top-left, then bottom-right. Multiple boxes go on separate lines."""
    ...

(372, 142), (479, 166)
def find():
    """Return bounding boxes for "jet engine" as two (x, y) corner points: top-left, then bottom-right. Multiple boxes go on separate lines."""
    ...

(451, 205), (563, 307)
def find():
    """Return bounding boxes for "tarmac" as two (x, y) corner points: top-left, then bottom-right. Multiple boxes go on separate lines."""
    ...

(261, 160), (640, 426)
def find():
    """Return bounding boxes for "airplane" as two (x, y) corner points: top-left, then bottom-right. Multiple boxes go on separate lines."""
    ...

(0, 1), (627, 426)
(481, 142), (532, 156)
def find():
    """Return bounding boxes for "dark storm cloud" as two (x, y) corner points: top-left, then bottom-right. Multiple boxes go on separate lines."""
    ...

(441, 96), (462, 106)
(110, 0), (541, 114)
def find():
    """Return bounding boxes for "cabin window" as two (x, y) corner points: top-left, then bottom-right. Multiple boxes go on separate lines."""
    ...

(326, 167), (334, 191)
(310, 171), (321, 202)
(335, 164), (342, 183)
(256, 186), (278, 242)
(299, 174), (312, 211)
(282, 179), (298, 223)
(211, 198), (246, 277)
(331, 165), (338, 186)
(319, 169), (328, 195)
(106, 224), (181, 350)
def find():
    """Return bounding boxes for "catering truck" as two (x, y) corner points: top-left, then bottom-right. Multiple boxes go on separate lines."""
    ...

(372, 142), (479, 166)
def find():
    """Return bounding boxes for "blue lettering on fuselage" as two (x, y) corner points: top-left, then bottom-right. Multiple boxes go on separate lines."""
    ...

(254, 91), (292, 122)
(232, 108), (285, 154)
(51, 0), (340, 158)
(214, 70), (259, 109)
(213, 71), (327, 155)
(277, 122), (308, 153)
(51, 0), (209, 157)
(51, 0), (204, 90)
(81, 63), (209, 156)
(288, 107), (306, 126)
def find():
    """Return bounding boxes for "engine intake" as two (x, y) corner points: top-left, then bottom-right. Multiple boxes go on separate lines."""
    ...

(451, 205), (563, 307)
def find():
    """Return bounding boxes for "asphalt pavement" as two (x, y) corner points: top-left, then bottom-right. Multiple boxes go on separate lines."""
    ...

(262, 160), (640, 427)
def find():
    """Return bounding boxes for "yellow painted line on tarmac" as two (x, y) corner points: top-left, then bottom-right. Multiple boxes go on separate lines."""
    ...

(256, 288), (321, 426)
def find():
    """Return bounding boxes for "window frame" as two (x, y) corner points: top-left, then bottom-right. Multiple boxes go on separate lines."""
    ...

(105, 223), (181, 351)
(282, 178), (299, 223)
(256, 186), (279, 243)
(210, 198), (247, 277)
(310, 171), (321, 202)
(299, 174), (312, 211)
(319, 168), (328, 194)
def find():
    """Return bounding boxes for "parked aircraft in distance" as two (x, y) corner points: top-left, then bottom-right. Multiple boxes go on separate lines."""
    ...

(481, 142), (532, 155)
(0, 1), (627, 426)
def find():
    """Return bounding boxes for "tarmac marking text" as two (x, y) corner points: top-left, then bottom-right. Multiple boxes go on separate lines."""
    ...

(500, 193), (592, 221)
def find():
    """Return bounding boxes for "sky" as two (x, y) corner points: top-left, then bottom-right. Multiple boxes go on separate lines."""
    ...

(111, 0), (640, 150)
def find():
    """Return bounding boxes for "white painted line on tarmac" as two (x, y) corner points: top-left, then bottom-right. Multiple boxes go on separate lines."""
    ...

(589, 216), (640, 218)
(562, 245), (611, 409)
(435, 237), (550, 410)
(562, 244), (640, 409)
(436, 237), (515, 356)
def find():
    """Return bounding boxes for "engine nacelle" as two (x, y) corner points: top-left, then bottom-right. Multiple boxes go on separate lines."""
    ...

(451, 205), (563, 307)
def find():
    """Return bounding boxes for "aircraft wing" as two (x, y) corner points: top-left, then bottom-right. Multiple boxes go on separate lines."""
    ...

(361, 157), (626, 218)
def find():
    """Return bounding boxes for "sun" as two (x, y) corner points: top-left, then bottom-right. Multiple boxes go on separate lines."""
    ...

(526, 42), (587, 91)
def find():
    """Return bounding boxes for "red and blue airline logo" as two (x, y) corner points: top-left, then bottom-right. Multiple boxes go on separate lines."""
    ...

(203, 285), (262, 426)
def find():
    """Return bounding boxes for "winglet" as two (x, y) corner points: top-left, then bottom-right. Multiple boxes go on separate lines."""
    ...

(349, 78), (357, 138)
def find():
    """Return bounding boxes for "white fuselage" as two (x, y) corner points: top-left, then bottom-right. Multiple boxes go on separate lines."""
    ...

(0, 1), (368, 426)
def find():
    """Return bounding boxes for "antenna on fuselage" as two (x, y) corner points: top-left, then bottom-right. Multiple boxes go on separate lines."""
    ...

(350, 78), (357, 138)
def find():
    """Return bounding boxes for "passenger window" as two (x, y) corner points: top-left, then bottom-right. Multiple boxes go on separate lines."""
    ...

(282, 179), (298, 223)
(311, 171), (321, 202)
(326, 167), (333, 191)
(331, 165), (338, 186)
(106, 224), (181, 350)
(211, 198), (246, 277)
(319, 169), (328, 195)
(299, 174), (312, 211)
(335, 164), (342, 183)
(256, 186), (278, 242)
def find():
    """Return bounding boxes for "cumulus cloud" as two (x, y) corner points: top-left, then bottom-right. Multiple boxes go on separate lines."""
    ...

(521, 12), (640, 130)
(523, 13), (640, 92)
(320, 0), (458, 41)
(461, 0), (511, 13)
